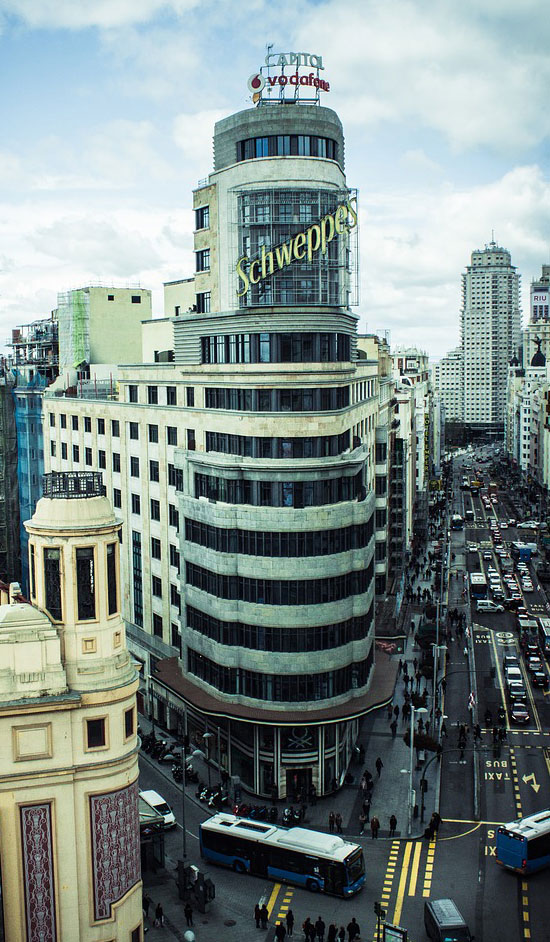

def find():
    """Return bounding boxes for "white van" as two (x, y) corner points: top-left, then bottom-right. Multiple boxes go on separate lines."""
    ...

(476, 600), (504, 613)
(140, 789), (176, 829)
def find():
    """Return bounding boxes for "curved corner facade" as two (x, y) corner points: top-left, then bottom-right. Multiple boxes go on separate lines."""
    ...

(165, 102), (377, 800)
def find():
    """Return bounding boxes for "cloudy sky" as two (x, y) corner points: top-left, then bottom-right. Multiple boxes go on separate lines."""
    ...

(1, 0), (549, 357)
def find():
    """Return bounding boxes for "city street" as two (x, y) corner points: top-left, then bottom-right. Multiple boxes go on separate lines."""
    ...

(138, 446), (550, 942)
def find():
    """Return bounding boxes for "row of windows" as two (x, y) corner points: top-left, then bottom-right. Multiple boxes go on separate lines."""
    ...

(195, 471), (364, 508)
(187, 649), (372, 702)
(49, 414), (117, 435)
(37, 543), (118, 623)
(185, 560), (373, 605)
(204, 386), (350, 412)
(236, 135), (338, 163)
(127, 385), (194, 407)
(205, 430), (350, 459)
(86, 708), (135, 750)
(201, 332), (351, 365)
(186, 602), (374, 652)
(184, 518), (373, 557)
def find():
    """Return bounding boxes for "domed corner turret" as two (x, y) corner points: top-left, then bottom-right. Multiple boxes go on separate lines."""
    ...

(23, 471), (136, 692)
(0, 600), (68, 701)
(530, 336), (546, 368)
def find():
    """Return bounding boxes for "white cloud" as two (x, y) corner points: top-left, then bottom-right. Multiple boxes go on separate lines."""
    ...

(0, 0), (198, 29)
(173, 110), (227, 171)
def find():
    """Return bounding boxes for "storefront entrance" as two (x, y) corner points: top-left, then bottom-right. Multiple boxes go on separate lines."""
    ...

(285, 768), (312, 801)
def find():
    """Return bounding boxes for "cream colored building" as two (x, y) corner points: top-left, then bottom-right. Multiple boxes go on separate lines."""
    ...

(0, 471), (142, 941)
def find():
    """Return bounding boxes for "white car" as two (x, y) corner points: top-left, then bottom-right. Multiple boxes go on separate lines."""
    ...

(476, 599), (504, 613)
(140, 790), (176, 828)
(518, 521), (539, 529)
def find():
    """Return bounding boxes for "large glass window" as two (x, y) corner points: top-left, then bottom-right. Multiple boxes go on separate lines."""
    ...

(107, 543), (118, 615)
(76, 547), (96, 620)
(201, 332), (350, 364)
(236, 135), (338, 164)
(44, 548), (62, 620)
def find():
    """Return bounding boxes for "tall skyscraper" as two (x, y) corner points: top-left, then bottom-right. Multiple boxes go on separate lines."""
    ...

(461, 241), (521, 427)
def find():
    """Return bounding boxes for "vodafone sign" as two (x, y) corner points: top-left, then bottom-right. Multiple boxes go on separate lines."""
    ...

(248, 50), (330, 99)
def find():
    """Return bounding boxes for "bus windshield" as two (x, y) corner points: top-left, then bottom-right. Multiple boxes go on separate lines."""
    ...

(345, 848), (365, 883)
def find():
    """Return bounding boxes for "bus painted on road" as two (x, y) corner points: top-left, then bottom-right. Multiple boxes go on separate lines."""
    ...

(537, 617), (550, 658)
(470, 572), (488, 599)
(199, 813), (365, 896)
(496, 810), (550, 873)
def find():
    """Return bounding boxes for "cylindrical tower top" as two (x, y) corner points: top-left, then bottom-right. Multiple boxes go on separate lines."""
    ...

(214, 104), (345, 172)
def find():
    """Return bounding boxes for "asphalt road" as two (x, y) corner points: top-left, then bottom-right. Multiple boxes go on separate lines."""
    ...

(138, 446), (550, 942)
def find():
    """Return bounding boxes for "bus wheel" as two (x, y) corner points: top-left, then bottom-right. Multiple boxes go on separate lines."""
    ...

(306, 880), (320, 893)
(232, 861), (245, 873)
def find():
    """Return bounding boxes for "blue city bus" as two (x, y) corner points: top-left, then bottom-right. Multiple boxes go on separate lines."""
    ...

(496, 810), (550, 874)
(199, 812), (365, 896)
(451, 513), (465, 530)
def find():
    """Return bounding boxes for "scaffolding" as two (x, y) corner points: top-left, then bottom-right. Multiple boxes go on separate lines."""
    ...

(57, 289), (90, 370)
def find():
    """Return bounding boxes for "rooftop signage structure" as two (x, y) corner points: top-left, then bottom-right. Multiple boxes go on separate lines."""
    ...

(248, 47), (330, 104)
(236, 197), (357, 298)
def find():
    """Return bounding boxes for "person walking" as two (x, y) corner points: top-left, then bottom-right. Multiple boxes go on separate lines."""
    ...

(142, 894), (151, 922)
(184, 902), (193, 927)
(387, 702), (393, 721)
(375, 757), (383, 777)
(335, 812), (343, 833)
(338, 928), (346, 942)
(154, 903), (164, 928)
(328, 811), (335, 833)
(275, 923), (287, 942)
(359, 811), (366, 835)
(315, 916), (326, 942)
(302, 917), (312, 941)
(286, 909), (294, 937)
(327, 926), (337, 942)
(347, 917), (360, 942)
(370, 815), (380, 839)
(363, 796), (371, 822)
(393, 704), (400, 721)
(389, 814), (397, 837)
(390, 719), (397, 739)
(397, 658), (403, 676)
(255, 903), (261, 929)
(260, 904), (269, 930)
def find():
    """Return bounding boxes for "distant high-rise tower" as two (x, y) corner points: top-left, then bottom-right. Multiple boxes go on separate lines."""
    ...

(461, 241), (521, 426)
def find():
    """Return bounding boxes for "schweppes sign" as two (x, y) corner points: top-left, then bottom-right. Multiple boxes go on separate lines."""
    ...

(236, 196), (358, 297)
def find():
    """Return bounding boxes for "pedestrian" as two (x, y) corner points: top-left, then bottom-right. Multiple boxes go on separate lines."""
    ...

(375, 757), (383, 777)
(359, 811), (366, 835)
(184, 902), (193, 927)
(464, 645), (468, 658)
(302, 918), (312, 941)
(328, 811), (335, 833)
(261, 904), (269, 930)
(255, 903), (261, 929)
(389, 814), (397, 836)
(363, 796), (371, 821)
(403, 674), (410, 689)
(335, 812), (343, 833)
(398, 658), (403, 676)
(403, 662), (409, 678)
(430, 811), (441, 834)
(370, 815), (380, 839)
(286, 910), (294, 937)
(275, 924), (287, 942)
(315, 916), (325, 942)
(327, 926), (337, 942)
(142, 894), (151, 921)
(474, 723), (482, 743)
(347, 917), (360, 942)
(338, 928), (346, 942)
(387, 702), (393, 721)
(154, 903), (164, 929)
(393, 704), (400, 720)
(413, 657), (418, 672)
(390, 719), (397, 739)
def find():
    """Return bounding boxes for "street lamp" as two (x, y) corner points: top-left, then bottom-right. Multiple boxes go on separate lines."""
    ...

(408, 705), (428, 835)
(180, 747), (203, 858)
(202, 732), (214, 787)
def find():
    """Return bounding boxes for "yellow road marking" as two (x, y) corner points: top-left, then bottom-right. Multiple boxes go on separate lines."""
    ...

(437, 823), (481, 841)
(408, 842), (422, 895)
(392, 841), (412, 926)
(266, 883), (281, 917)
